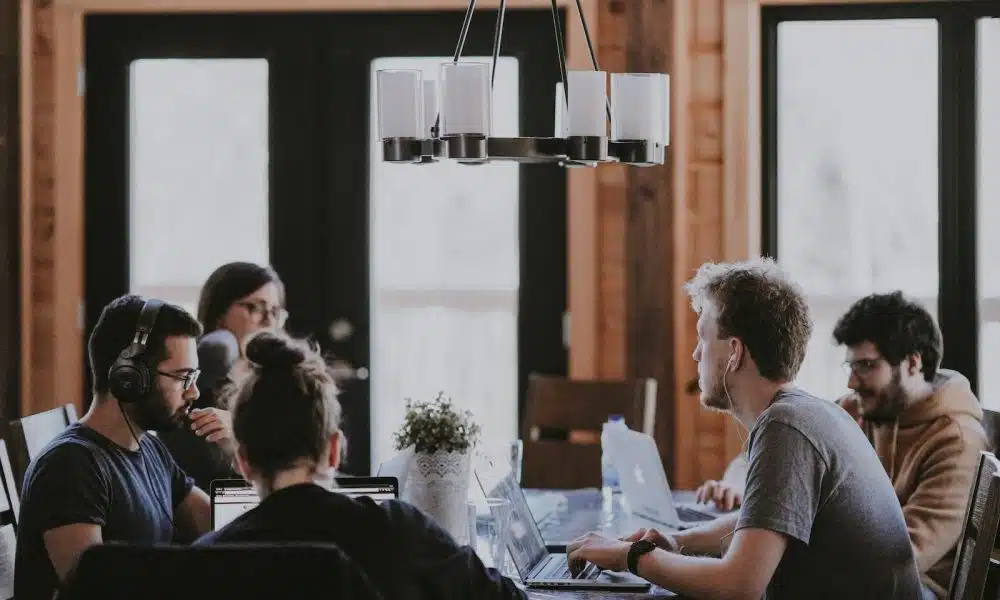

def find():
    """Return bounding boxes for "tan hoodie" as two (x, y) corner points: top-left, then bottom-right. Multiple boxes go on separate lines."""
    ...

(846, 369), (988, 599)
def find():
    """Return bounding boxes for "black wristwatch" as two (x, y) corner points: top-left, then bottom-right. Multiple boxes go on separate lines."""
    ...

(627, 539), (657, 576)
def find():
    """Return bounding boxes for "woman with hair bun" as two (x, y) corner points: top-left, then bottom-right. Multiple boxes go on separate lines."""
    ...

(195, 331), (527, 600)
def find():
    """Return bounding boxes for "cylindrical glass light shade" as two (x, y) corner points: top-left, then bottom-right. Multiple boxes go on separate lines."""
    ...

(554, 82), (569, 137)
(440, 62), (491, 137)
(376, 69), (423, 139)
(567, 70), (607, 137)
(610, 73), (669, 143)
(423, 80), (439, 137)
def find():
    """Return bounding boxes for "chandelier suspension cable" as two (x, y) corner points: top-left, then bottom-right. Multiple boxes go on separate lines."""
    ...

(431, 0), (479, 136)
(571, 0), (612, 123)
(490, 0), (507, 87)
(548, 0), (570, 110)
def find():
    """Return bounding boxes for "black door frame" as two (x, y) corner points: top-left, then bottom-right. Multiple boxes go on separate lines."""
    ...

(761, 2), (1000, 396)
(85, 11), (568, 475)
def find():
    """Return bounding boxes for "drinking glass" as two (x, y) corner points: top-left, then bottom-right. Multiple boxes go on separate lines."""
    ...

(467, 498), (512, 571)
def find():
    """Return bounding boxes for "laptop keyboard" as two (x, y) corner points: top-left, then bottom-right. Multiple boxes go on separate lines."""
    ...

(676, 505), (716, 522)
(541, 555), (599, 580)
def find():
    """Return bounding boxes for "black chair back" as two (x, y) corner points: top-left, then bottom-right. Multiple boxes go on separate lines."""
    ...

(59, 542), (385, 600)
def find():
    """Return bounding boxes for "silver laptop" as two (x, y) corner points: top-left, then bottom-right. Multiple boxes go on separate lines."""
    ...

(476, 470), (650, 591)
(209, 477), (399, 530)
(607, 427), (718, 529)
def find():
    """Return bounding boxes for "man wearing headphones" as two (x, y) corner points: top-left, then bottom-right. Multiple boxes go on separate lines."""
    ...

(567, 259), (923, 600)
(14, 295), (233, 600)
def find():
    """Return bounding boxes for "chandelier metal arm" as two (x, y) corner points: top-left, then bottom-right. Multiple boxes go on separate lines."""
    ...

(453, 0), (477, 64)
(549, 0), (570, 109)
(490, 0), (507, 87)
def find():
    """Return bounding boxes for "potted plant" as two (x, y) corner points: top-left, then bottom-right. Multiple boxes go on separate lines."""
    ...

(394, 392), (481, 542)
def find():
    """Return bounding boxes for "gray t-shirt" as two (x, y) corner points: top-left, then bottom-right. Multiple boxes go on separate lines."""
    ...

(738, 388), (923, 600)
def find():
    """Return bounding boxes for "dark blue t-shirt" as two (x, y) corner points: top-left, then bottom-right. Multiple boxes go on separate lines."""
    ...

(14, 423), (194, 600)
(196, 483), (527, 600)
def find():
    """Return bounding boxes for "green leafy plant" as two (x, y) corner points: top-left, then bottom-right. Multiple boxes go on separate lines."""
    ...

(394, 392), (481, 454)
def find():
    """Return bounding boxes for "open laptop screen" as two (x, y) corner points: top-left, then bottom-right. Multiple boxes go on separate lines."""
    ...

(477, 471), (548, 578)
(210, 477), (399, 530)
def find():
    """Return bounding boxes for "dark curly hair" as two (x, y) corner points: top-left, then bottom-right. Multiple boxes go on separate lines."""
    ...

(832, 291), (942, 382)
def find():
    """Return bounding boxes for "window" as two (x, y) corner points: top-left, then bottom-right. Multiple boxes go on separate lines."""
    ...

(129, 59), (270, 316)
(979, 18), (1000, 407)
(770, 19), (939, 401)
(368, 57), (521, 468)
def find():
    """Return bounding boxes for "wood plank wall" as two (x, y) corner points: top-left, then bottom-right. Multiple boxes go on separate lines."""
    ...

(597, 0), (736, 489)
(22, 0), (65, 420)
(0, 0), (20, 421)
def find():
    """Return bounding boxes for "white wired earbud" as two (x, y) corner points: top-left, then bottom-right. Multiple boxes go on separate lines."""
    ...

(723, 353), (749, 453)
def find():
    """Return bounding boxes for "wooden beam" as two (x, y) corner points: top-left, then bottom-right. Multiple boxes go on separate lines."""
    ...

(0, 0), (20, 421)
(57, 0), (572, 10)
(623, 0), (679, 480)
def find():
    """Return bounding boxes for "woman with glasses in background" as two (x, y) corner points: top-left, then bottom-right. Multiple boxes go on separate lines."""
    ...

(161, 261), (288, 491)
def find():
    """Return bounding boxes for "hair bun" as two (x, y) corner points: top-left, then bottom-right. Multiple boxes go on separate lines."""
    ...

(245, 331), (306, 370)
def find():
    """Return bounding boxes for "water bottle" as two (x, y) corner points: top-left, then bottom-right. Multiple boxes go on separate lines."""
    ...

(601, 415), (626, 494)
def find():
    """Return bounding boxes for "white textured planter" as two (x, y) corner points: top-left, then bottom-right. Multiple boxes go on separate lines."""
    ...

(404, 450), (472, 544)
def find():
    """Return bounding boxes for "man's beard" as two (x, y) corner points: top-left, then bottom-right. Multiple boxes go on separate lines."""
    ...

(129, 389), (187, 433)
(700, 366), (732, 411)
(859, 367), (908, 423)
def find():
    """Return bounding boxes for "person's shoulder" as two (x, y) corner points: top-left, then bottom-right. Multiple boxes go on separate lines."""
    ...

(760, 388), (832, 424)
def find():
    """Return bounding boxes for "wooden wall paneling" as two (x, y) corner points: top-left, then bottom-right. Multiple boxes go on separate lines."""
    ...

(26, 1), (58, 419)
(567, 0), (602, 380)
(623, 0), (681, 481)
(22, 0), (599, 418)
(596, 0), (627, 380)
(0, 0), (20, 422)
(18, 0), (32, 422)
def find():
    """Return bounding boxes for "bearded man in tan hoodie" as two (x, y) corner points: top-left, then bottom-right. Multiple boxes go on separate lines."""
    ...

(833, 291), (988, 599)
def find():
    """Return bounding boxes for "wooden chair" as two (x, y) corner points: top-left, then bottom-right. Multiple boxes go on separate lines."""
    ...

(519, 373), (657, 490)
(947, 451), (1000, 600)
(8, 403), (79, 490)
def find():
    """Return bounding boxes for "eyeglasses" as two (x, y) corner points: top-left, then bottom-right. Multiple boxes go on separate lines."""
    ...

(237, 301), (288, 327)
(158, 369), (201, 391)
(841, 358), (884, 377)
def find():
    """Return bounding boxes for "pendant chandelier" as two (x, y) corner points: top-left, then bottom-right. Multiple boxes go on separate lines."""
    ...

(374, 0), (670, 167)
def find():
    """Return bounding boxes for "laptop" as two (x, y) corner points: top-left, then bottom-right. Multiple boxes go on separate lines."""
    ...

(606, 427), (717, 529)
(209, 476), (399, 531)
(476, 470), (650, 591)
(375, 445), (415, 495)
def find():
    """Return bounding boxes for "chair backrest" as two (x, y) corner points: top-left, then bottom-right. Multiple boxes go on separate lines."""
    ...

(8, 404), (79, 489)
(982, 409), (1000, 454)
(948, 451), (1000, 600)
(0, 440), (18, 600)
(59, 542), (384, 600)
(520, 373), (657, 489)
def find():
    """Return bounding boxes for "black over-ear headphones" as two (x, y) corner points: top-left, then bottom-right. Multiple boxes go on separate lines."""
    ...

(108, 299), (163, 404)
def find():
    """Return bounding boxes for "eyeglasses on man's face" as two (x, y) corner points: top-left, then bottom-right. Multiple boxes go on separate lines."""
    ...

(158, 368), (201, 391)
(841, 358), (885, 377)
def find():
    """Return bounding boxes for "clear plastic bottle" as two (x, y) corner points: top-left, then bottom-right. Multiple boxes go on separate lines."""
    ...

(600, 415), (626, 495)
